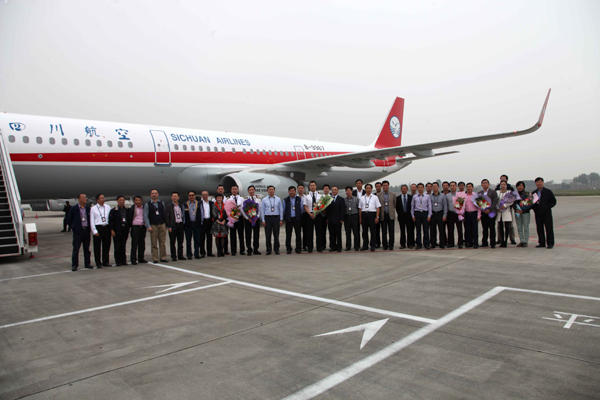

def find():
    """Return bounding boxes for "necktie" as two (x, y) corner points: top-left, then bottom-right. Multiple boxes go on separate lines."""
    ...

(312, 193), (316, 210)
(235, 196), (237, 203)
(403, 195), (407, 212)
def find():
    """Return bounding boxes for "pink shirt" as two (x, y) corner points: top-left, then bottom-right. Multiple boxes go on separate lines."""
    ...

(132, 205), (145, 226)
(463, 193), (481, 219)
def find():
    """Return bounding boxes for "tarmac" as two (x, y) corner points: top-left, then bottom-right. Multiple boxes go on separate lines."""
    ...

(1, 196), (599, 400)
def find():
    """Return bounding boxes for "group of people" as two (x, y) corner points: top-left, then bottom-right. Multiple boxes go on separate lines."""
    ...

(65, 174), (557, 271)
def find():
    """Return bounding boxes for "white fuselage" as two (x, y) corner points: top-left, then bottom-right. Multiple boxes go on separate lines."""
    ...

(0, 113), (403, 200)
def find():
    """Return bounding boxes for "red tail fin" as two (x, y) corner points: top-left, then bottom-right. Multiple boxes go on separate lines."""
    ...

(373, 97), (404, 149)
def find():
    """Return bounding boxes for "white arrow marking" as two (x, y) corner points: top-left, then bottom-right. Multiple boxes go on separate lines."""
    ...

(314, 319), (389, 349)
(144, 281), (199, 293)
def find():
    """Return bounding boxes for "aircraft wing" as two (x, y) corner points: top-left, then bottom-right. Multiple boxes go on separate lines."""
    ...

(267, 89), (551, 171)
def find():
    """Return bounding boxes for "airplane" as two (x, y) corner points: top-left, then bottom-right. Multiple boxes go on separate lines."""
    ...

(0, 89), (550, 208)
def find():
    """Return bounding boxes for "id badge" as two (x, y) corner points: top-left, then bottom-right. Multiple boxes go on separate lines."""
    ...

(365, 204), (369, 209)
(384, 202), (388, 206)
(292, 206), (295, 210)
(81, 217), (86, 222)
(348, 207), (352, 211)
(271, 207), (275, 212)
(122, 217), (126, 223)
(434, 202), (438, 207)
(155, 210), (159, 215)
(101, 217), (106, 223)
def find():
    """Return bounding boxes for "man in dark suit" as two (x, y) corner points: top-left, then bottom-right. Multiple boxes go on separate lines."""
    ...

(109, 195), (129, 266)
(532, 177), (557, 249)
(66, 193), (91, 271)
(395, 184), (414, 249)
(184, 190), (203, 260)
(479, 179), (499, 248)
(283, 186), (303, 254)
(327, 186), (345, 252)
(165, 191), (186, 261)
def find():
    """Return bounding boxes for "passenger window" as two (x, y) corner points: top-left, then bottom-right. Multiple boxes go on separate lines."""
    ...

(107, 141), (112, 147)
(118, 141), (123, 148)
(214, 146), (218, 152)
(221, 147), (225, 153)
(85, 139), (91, 146)
(232, 148), (236, 153)
(311, 153), (314, 158)
(291, 152), (294, 156)
(174, 144), (179, 150)
(62, 138), (68, 145)
(191, 145), (195, 151)
(36, 137), (43, 144)
(49, 137), (55, 145)
(199, 146), (203, 151)
(182, 145), (187, 151)
(23, 136), (29, 143)
(128, 142), (133, 148)
(268, 150), (272, 155)
(242, 149), (246, 154)
(8, 135), (15, 143)
(96, 140), (102, 147)
(74, 139), (80, 146)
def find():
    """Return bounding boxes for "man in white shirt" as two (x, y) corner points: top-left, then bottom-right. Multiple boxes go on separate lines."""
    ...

(303, 180), (320, 253)
(200, 191), (215, 257)
(90, 193), (112, 268)
(228, 185), (246, 256)
(352, 179), (366, 249)
(358, 184), (381, 252)
(242, 185), (262, 256)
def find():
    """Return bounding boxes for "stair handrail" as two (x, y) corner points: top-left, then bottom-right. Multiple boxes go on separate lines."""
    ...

(0, 129), (24, 250)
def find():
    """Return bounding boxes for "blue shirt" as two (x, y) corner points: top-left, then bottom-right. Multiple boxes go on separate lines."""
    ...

(411, 193), (432, 218)
(261, 195), (284, 222)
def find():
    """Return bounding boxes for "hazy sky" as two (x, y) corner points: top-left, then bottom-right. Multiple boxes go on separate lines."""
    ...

(1, 0), (599, 186)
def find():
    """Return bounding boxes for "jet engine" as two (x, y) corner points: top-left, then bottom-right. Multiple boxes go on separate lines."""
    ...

(219, 173), (299, 197)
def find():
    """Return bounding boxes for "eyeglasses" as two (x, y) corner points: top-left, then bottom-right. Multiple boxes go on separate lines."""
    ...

(188, 194), (195, 197)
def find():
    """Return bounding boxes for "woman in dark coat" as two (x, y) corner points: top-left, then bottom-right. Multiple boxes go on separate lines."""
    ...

(211, 194), (229, 257)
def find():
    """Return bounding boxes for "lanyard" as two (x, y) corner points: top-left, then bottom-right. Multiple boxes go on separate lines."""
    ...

(268, 197), (276, 211)
(365, 195), (371, 208)
(419, 195), (424, 208)
(97, 204), (106, 219)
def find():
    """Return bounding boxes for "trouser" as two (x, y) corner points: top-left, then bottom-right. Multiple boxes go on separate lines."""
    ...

(344, 214), (359, 250)
(464, 211), (479, 246)
(230, 220), (245, 255)
(169, 223), (185, 259)
(430, 210), (446, 248)
(304, 215), (315, 252)
(264, 216), (280, 253)
(130, 225), (146, 262)
(515, 212), (531, 243)
(329, 221), (342, 251)
(481, 214), (496, 246)
(497, 214), (516, 242)
(380, 212), (395, 248)
(301, 213), (309, 249)
(398, 214), (415, 247)
(534, 209), (554, 246)
(201, 220), (213, 256)
(150, 223), (168, 261)
(414, 211), (430, 247)
(375, 214), (381, 247)
(93, 225), (111, 266)
(185, 225), (202, 258)
(498, 221), (511, 245)
(361, 212), (377, 249)
(113, 228), (129, 265)
(63, 216), (70, 231)
(72, 228), (91, 268)
(285, 219), (302, 252)
(315, 214), (326, 250)
(446, 212), (463, 247)
(244, 219), (260, 253)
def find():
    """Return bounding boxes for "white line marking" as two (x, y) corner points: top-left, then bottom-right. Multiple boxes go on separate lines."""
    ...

(149, 263), (436, 324)
(144, 281), (199, 293)
(314, 318), (389, 350)
(282, 286), (506, 400)
(0, 270), (76, 282)
(0, 281), (230, 330)
(504, 287), (600, 301)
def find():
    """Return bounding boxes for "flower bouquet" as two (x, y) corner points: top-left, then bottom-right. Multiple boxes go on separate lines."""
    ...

(472, 194), (496, 218)
(243, 198), (259, 226)
(517, 196), (534, 212)
(453, 195), (466, 221)
(313, 195), (333, 215)
(498, 190), (521, 212)
(223, 199), (239, 228)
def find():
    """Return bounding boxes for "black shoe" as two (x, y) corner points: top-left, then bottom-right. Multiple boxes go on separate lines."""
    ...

(179, 257), (187, 260)
(430, 244), (437, 249)
(439, 246), (445, 249)
(389, 247), (394, 251)
(382, 247), (388, 251)
(465, 244), (472, 248)
(266, 251), (272, 255)
(535, 245), (545, 248)
(317, 249), (323, 253)
(371, 248), (375, 252)
(254, 251), (262, 255)
(97, 265), (102, 269)
(447, 245), (454, 248)
(85, 265), (93, 269)
(328, 249), (336, 252)
(458, 245), (463, 249)
(360, 248), (368, 251)
(247, 252), (252, 256)
(131, 262), (138, 265)
(490, 246), (496, 249)
(161, 259), (169, 263)
(296, 249), (301, 254)
(71, 267), (77, 271)
(103, 263), (111, 267)
(500, 243), (507, 248)
(207, 254), (216, 257)
(308, 250), (313, 253)
(473, 245), (479, 249)
(171, 258), (177, 262)
(287, 250), (292, 254)
(303, 246), (308, 251)
(408, 246), (414, 249)
(496, 240), (502, 245)
(425, 245), (431, 250)
(415, 245), (422, 250)
(240, 252), (246, 256)
(337, 249), (342, 252)
(225, 252), (230, 255)
(354, 248), (359, 251)
(122, 262), (128, 266)
(376, 245), (381, 248)
(231, 253), (236, 256)
(195, 256), (201, 259)
(480, 243), (489, 248)
(511, 240), (517, 245)
(400, 246), (406, 249)
(275, 251), (280, 255)
(115, 264), (121, 267)
(345, 248), (351, 251)
(139, 260), (148, 263)
(61, 230), (66, 232)
(547, 246), (553, 249)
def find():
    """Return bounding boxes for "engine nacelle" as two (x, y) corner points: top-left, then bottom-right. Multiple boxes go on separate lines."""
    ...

(220, 173), (299, 197)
